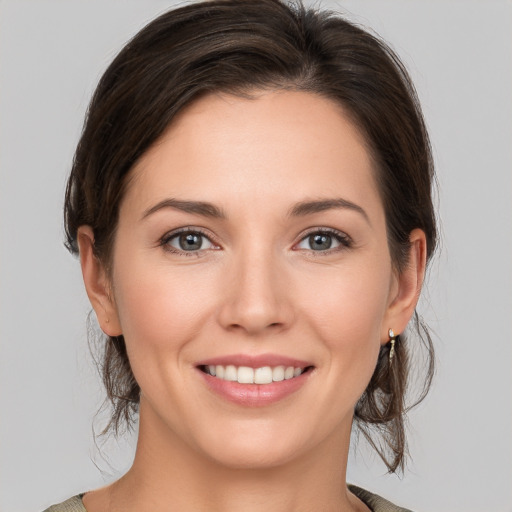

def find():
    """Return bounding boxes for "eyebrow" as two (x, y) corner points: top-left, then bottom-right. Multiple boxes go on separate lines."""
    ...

(141, 198), (226, 220)
(289, 198), (370, 224)
(141, 197), (369, 224)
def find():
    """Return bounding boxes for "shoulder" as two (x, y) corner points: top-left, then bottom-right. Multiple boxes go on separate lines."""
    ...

(42, 487), (413, 512)
(42, 495), (86, 512)
(349, 484), (414, 512)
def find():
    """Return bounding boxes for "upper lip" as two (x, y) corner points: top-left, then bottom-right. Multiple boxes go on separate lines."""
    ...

(195, 353), (313, 369)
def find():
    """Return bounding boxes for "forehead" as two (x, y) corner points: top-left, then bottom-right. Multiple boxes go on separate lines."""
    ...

(125, 90), (381, 218)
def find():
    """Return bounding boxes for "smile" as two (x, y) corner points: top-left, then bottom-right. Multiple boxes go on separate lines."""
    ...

(201, 365), (307, 384)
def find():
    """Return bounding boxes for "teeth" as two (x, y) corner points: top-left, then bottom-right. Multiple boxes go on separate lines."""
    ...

(237, 366), (254, 384)
(204, 364), (306, 384)
(272, 366), (285, 382)
(254, 366), (273, 384)
(224, 365), (237, 381)
(284, 366), (295, 380)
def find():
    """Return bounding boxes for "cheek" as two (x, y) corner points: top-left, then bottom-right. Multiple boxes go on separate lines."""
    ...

(296, 259), (391, 393)
(301, 260), (390, 337)
(111, 256), (214, 364)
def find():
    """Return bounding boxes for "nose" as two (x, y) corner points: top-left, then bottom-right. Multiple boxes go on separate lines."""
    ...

(217, 248), (294, 336)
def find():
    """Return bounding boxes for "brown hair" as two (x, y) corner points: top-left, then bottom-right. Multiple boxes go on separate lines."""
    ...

(65, 0), (436, 473)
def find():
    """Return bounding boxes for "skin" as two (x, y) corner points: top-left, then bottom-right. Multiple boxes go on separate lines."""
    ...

(78, 90), (426, 512)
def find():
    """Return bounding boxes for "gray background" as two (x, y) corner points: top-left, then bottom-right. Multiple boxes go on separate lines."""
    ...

(1, 1), (511, 511)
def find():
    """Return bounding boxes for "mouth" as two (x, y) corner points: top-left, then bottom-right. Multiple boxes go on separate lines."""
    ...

(195, 355), (315, 406)
(198, 364), (313, 384)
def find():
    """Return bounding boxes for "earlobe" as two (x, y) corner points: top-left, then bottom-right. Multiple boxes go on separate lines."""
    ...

(77, 226), (122, 337)
(384, 229), (427, 341)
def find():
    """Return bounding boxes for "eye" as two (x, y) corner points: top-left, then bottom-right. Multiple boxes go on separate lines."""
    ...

(295, 229), (351, 252)
(162, 229), (217, 254)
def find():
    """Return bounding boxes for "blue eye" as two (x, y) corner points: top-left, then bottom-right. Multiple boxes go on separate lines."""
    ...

(296, 230), (350, 252)
(163, 230), (215, 253)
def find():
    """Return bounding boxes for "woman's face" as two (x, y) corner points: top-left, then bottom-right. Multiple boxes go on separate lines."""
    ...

(86, 91), (419, 469)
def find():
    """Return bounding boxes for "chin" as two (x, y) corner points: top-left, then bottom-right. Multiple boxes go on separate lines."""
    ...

(202, 440), (303, 471)
(191, 417), (330, 471)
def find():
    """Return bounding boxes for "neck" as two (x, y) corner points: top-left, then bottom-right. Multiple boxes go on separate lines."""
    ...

(101, 400), (365, 512)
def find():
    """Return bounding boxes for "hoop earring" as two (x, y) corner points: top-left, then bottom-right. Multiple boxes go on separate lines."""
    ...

(388, 328), (398, 363)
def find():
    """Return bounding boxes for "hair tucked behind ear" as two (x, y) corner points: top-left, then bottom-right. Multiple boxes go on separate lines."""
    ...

(102, 336), (140, 434)
(65, 0), (437, 473)
(354, 314), (435, 473)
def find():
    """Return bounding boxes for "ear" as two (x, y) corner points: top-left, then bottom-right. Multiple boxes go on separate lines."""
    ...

(383, 228), (427, 342)
(77, 226), (122, 336)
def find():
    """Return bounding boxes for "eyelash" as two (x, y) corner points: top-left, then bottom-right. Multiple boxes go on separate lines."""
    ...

(159, 227), (352, 256)
(159, 227), (218, 257)
(293, 228), (352, 255)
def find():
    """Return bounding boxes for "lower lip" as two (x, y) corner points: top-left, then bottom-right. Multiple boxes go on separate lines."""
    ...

(198, 369), (312, 407)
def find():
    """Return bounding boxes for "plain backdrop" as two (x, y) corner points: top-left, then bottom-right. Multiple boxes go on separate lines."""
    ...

(1, 1), (511, 511)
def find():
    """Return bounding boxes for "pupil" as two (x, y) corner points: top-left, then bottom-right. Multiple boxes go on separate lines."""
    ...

(310, 234), (332, 250)
(179, 233), (202, 251)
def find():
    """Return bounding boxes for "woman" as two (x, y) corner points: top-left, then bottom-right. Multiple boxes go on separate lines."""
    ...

(47, 0), (436, 510)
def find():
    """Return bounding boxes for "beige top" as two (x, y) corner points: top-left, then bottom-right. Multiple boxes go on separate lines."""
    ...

(43, 485), (413, 512)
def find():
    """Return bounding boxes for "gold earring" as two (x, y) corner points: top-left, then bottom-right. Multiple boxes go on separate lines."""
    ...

(388, 328), (398, 362)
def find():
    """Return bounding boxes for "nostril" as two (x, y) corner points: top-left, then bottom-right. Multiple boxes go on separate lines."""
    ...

(217, 293), (293, 335)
